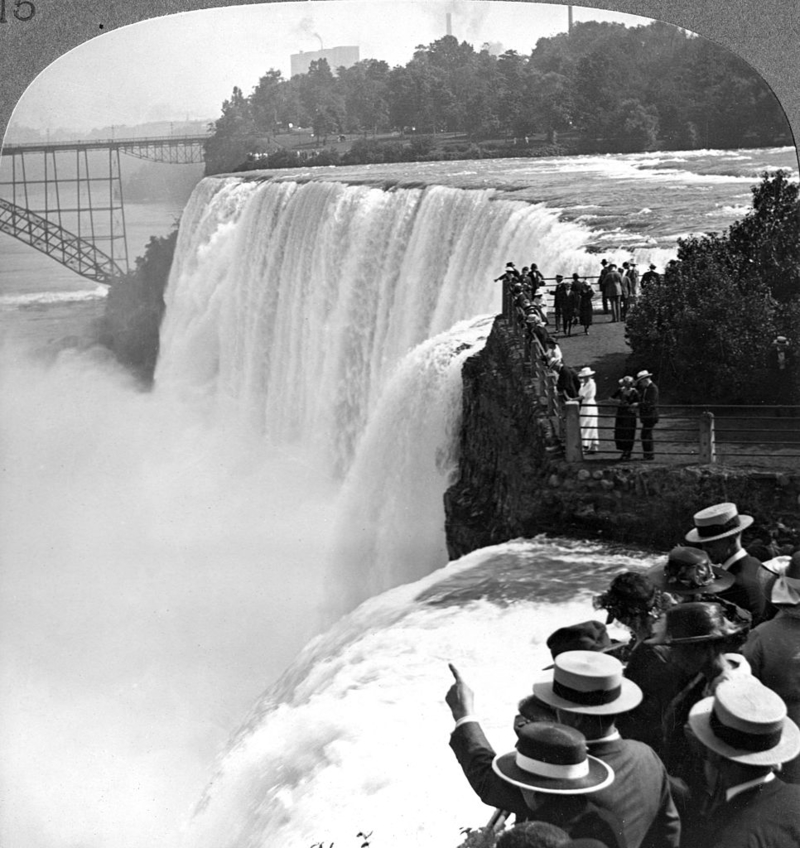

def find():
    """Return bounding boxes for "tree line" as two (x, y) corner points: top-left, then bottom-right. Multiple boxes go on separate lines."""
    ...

(205, 20), (791, 174)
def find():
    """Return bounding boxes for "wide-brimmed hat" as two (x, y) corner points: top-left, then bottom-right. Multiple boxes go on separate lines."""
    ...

(647, 601), (747, 645)
(493, 722), (614, 794)
(685, 502), (754, 544)
(533, 651), (642, 715)
(577, 367), (595, 378)
(593, 571), (662, 625)
(555, 274), (564, 280)
(649, 264), (656, 270)
(689, 677), (800, 766)
(772, 552), (800, 605)
(647, 546), (735, 595)
(546, 621), (621, 658)
(635, 370), (653, 380)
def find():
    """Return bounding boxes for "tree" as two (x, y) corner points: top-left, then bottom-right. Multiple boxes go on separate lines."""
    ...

(338, 60), (390, 136)
(204, 86), (257, 174)
(250, 69), (286, 135)
(627, 172), (800, 403)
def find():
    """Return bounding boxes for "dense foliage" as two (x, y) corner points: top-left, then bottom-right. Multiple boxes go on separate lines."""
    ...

(204, 21), (791, 174)
(101, 229), (178, 382)
(626, 171), (800, 403)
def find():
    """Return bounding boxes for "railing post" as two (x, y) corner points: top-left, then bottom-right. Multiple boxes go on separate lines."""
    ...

(564, 400), (584, 462)
(699, 411), (716, 464)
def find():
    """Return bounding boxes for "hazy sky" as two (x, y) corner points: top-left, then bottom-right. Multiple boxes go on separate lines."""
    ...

(10, 1), (652, 133)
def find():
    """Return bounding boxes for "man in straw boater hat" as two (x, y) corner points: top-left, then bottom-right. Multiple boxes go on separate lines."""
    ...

(531, 651), (680, 848)
(446, 661), (623, 847)
(635, 370), (659, 461)
(446, 651), (680, 848)
(743, 551), (800, 784)
(685, 502), (767, 622)
(685, 677), (800, 848)
(491, 721), (624, 848)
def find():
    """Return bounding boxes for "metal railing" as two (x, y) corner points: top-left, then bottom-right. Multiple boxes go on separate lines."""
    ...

(500, 278), (800, 467)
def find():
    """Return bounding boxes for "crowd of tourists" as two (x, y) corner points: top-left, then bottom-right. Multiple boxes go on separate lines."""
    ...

(445, 501), (800, 848)
(499, 260), (661, 461)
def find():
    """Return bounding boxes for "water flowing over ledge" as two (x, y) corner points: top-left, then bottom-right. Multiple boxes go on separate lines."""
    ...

(155, 175), (595, 478)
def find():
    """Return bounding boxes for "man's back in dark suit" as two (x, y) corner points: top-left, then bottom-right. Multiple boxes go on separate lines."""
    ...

(699, 778), (800, 848)
(450, 721), (679, 848)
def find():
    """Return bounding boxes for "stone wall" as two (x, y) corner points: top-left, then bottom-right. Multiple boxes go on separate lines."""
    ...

(444, 317), (800, 559)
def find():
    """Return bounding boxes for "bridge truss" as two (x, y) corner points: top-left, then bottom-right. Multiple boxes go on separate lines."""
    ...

(0, 135), (208, 284)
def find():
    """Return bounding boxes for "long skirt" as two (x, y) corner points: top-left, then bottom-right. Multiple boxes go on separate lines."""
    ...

(580, 403), (599, 450)
(614, 407), (637, 452)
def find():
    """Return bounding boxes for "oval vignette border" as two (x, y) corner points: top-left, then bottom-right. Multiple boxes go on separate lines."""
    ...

(0, 0), (798, 167)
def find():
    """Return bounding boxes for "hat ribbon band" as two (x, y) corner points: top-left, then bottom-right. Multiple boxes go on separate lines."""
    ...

(553, 679), (622, 706)
(710, 708), (783, 752)
(515, 751), (589, 780)
(696, 516), (741, 538)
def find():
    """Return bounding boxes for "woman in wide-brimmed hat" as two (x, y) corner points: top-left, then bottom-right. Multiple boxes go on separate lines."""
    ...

(577, 367), (599, 453)
(593, 572), (686, 754)
(646, 546), (735, 601)
(611, 376), (639, 461)
(650, 602), (752, 806)
(743, 551), (800, 783)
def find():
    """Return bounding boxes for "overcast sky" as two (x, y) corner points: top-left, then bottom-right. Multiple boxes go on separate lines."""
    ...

(9, 1), (652, 133)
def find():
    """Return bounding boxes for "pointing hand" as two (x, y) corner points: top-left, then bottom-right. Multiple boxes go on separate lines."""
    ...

(445, 662), (475, 721)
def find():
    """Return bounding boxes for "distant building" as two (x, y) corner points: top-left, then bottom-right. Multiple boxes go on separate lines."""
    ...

(290, 46), (360, 78)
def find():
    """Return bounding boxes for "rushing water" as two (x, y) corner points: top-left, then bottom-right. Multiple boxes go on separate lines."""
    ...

(0, 147), (797, 848)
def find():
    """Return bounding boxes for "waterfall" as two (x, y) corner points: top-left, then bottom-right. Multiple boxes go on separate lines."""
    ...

(156, 176), (592, 478)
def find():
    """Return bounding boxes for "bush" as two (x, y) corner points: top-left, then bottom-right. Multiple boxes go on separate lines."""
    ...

(100, 229), (178, 383)
(626, 171), (800, 403)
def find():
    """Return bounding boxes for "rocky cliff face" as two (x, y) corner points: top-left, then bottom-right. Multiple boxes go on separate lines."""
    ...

(444, 317), (800, 559)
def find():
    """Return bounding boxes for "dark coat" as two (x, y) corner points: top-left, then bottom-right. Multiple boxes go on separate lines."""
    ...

(579, 285), (595, 326)
(637, 382), (659, 423)
(700, 779), (800, 848)
(617, 643), (695, 758)
(450, 721), (680, 848)
(557, 365), (581, 400)
(716, 553), (766, 623)
(612, 387), (639, 452)
(743, 608), (800, 782)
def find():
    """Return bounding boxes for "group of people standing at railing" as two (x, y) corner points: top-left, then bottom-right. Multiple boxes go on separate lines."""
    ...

(498, 260), (661, 461)
(445, 500), (800, 848)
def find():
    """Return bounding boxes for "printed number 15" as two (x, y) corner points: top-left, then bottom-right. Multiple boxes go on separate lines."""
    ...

(0, 0), (36, 22)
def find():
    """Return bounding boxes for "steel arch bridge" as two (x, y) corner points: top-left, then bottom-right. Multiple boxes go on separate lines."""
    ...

(0, 134), (208, 284)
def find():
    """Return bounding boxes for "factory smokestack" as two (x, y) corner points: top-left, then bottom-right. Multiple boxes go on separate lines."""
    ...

(446, 12), (452, 36)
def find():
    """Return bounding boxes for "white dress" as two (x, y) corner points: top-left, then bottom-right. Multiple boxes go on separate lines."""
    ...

(579, 378), (599, 450)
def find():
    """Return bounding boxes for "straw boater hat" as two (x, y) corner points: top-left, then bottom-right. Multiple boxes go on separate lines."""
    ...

(493, 722), (614, 794)
(647, 546), (735, 595)
(533, 651), (642, 715)
(772, 551), (800, 606)
(689, 677), (800, 766)
(685, 502), (754, 544)
(577, 367), (595, 379)
(647, 602), (747, 645)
